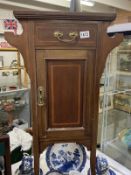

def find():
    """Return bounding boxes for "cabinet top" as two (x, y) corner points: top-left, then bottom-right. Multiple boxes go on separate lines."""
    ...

(13, 11), (116, 22)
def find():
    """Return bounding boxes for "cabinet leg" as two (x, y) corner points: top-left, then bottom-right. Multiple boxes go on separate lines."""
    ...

(90, 150), (96, 175)
(34, 152), (40, 175)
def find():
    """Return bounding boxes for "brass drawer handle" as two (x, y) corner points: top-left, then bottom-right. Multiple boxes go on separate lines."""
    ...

(54, 31), (78, 43)
(38, 86), (46, 106)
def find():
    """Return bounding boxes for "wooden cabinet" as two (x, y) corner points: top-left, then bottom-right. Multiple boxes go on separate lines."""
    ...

(5, 11), (123, 175)
(36, 49), (95, 151)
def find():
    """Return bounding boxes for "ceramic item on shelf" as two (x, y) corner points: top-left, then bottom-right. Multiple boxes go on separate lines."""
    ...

(96, 156), (109, 174)
(9, 86), (17, 90)
(1, 86), (6, 91)
(88, 156), (116, 175)
(15, 153), (43, 175)
(46, 143), (87, 174)
(13, 70), (19, 76)
(118, 128), (131, 149)
(10, 60), (18, 67)
(18, 153), (33, 174)
(2, 71), (10, 76)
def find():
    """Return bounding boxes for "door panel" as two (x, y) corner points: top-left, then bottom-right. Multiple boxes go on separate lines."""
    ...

(47, 60), (84, 128)
(36, 49), (95, 140)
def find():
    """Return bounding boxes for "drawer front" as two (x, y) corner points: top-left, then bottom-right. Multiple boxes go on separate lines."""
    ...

(35, 21), (97, 47)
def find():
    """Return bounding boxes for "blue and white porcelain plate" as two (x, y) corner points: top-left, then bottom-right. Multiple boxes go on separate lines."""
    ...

(46, 143), (87, 174)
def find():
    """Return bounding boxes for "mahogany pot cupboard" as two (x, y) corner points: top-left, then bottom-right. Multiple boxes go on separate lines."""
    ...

(5, 11), (123, 175)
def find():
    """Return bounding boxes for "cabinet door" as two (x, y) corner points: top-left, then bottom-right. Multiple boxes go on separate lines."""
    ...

(36, 49), (95, 144)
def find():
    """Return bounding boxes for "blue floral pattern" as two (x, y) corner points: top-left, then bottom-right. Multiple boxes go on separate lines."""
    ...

(15, 154), (43, 175)
(88, 156), (116, 175)
(46, 143), (87, 174)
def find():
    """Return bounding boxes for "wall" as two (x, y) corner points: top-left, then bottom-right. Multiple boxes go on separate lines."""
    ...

(113, 9), (131, 24)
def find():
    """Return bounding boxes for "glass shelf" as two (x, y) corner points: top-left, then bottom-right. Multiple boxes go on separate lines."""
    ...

(0, 87), (30, 97)
(0, 66), (24, 71)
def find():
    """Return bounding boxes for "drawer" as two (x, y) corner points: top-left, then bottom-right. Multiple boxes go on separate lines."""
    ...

(35, 21), (97, 47)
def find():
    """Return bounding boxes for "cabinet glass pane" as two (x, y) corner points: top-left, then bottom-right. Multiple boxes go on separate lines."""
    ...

(100, 37), (131, 170)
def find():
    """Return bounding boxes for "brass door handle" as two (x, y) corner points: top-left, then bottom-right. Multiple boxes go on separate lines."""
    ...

(54, 31), (78, 43)
(38, 86), (46, 106)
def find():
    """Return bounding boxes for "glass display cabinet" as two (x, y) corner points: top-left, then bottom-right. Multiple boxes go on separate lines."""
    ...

(0, 48), (31, 133)
(100, 36), (131, 170)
